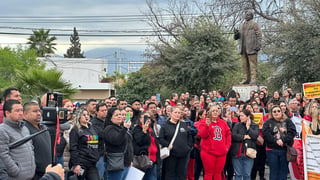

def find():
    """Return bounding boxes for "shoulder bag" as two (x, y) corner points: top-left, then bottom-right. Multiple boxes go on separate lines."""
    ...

(132, 152), (153, 171)
(160, 121), (180, 159)
(275, 121), (298, 162)
(245, 143), (257, 159)
(286, 144), (297, 162)
(105, 141), (128, 171)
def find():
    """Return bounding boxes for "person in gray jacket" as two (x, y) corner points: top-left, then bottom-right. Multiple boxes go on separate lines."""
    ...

(0, 99), (36, 180)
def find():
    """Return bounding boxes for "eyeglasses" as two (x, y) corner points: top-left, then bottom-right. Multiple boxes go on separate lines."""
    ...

(272, 110), (281, 113)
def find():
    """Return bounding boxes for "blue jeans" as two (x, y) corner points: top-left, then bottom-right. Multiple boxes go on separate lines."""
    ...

(232, 154), (254, 180)
(143, 164), (157, 180)
(266, 149), (288, 180)
(96, 156), (107, 180)
(121, 167), (130, 180)
(56, 156), (64, 166)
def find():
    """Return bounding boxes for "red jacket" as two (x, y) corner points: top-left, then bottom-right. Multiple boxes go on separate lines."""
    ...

(196, 117), (231, 156)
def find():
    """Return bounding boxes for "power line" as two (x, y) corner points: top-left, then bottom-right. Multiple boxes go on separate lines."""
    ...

(0, 32), (170, 37)
(1, 42), (148, 46)
(0, 26), (157, 33)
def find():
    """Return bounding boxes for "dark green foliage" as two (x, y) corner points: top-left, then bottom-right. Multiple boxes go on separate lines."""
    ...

(268, 6), (320, 91)
(115, 66), (160, 103)
(0, 47), (42, 89)
(153, 23), (238, 94)
(64, 27), (85, 58)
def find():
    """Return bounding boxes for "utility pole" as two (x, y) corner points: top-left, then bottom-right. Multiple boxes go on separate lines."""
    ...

(119, 48), (122, 74)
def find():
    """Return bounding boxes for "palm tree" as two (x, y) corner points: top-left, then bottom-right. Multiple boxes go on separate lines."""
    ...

(13, 68), (77, 101)
(27, 29), (57, 57)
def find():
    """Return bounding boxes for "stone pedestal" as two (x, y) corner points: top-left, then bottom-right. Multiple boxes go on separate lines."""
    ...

(232, 84), (265, 102)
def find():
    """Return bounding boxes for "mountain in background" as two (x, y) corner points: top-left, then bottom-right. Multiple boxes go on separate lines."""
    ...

(85, 47), (149, 75)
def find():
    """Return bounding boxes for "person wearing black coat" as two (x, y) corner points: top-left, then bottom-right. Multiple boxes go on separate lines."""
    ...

(229, 109), (259, 180)
(103, 107), (132, 180)
(132, 111), (160, 180)
(69, 108), (99, 180)
(91, 103), (108, 180)
(159, 106), (192, 180)
(262, 105), (296, 180)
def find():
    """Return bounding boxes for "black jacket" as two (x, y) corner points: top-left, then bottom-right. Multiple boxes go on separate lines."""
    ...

(262, 118), (296, 150)
(132, 125), (151, 155)
(229, 122), (259, 157)
(39, 172), (61, 180)
(132, 125), (160, 158)
(24, 120), (52, 174)
(69, 124), (99, 169)
(91, 116), (105, 156)
(124, 131), (134, 167)
(103, 123), (133, 167)
(159, 120), (192, 158)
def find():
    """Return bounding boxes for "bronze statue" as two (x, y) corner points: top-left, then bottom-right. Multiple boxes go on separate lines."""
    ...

(234, 10), (262, 85)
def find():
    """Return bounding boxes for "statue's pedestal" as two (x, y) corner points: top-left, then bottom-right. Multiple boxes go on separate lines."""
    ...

(232, 84), (265, 102)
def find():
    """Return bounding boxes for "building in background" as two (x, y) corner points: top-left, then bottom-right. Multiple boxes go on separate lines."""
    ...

(38, 56), (115, 102)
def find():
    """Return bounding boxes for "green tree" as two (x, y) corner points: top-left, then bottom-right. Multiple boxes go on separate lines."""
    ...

(151, 22), (238, 94)
(12, 68), (77, 100)
(64, 27), (85, 58)
(266, 0), (320, 91)
(27, 28), (57, 57)
(115, 66), (160, 103)
(0, 47), (42, 89)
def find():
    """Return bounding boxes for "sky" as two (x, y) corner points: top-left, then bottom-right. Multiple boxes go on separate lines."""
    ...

(0, 0), (155, 56)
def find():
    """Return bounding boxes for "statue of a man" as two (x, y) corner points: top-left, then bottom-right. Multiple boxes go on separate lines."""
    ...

(234, 10), (262, 85)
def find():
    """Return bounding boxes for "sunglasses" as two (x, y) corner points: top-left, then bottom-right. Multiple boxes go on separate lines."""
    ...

(272, 110), (281, 113)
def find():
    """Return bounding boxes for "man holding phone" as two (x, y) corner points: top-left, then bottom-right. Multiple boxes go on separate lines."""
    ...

(91, 103), (108, 180)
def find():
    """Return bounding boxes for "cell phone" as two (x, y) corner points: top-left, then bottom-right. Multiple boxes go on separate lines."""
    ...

(79, 168), (84, 175)
(229, 106), (238, 112)
(126, 112), (131, 123)
(222, 108), (227, 117)
(144, 115), (149, 124)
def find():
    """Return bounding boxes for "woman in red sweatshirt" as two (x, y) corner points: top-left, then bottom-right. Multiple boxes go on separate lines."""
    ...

(196, 104), (231, 180)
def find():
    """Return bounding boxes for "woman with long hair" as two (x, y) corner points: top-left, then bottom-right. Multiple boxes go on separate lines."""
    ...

(132, 111), (159, 179)
(262, 105), (297, 180)
(310, 107), (320, 135)
(303, 101), (319, 122)
(251, 104), (267, 180)
(196, 104), (231, 180)
(279, 101), (291, 118)
(230, 109), (259, 180)
(69, 108), (99, 180)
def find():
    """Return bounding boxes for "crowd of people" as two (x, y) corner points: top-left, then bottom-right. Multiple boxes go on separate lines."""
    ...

(0, 86), (319, 180)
